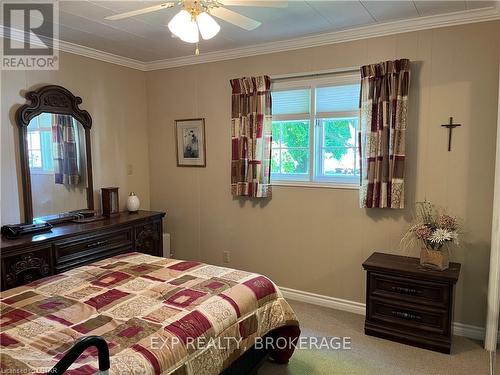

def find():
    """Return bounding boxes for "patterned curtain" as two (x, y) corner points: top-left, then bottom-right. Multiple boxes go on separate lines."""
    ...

(358, 59), (410, 208)
(230, 76), (273, 198)
(52, 114), (80, 185)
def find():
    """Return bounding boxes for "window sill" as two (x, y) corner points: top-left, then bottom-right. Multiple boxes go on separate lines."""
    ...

(271, 181), (359, 190)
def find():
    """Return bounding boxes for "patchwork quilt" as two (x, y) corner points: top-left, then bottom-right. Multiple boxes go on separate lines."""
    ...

(0, 252), (300, 374)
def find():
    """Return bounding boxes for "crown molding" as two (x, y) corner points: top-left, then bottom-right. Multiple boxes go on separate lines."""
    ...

(57, 38), (147, 71)
(0, 26), (147, 71)
(2, 4), (499, 72)
(144, 5), (500, 71)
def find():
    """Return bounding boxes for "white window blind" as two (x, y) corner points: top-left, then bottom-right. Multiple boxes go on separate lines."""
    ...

(316, 84), (360, 114)
(272, 89), (310, 115)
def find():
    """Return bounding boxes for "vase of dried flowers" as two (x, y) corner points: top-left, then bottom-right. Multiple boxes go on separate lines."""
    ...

(402, 202), (462, 271)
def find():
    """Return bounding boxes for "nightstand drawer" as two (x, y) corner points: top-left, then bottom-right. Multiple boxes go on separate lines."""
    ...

(369, 272), (450, 308)
(368, 299), (449, 335)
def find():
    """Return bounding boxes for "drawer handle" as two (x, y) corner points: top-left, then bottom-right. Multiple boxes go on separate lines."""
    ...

(391, 310), (422, 321)
(86, 240), (108, 249)
(391, 286), (421, 295)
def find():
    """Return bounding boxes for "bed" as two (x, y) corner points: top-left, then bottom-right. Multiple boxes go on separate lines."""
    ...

(0, 252), (300, 374)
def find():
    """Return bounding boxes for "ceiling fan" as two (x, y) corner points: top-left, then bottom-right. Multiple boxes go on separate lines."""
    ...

(105, 1), (287, 54)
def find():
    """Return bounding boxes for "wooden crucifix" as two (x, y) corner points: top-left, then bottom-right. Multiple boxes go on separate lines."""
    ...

(441, 117), (461, 151)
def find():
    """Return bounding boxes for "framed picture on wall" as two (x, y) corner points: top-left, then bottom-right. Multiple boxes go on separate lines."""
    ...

(174, 118), (206, 167)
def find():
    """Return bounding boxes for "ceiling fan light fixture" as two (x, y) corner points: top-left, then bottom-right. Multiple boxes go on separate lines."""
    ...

(168, 9), (199, 43)
(196, 12), (220, 40)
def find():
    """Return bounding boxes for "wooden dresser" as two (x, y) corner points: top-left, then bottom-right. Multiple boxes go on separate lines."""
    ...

(363, 252), (461, 354)
(0, 210), (165, 291)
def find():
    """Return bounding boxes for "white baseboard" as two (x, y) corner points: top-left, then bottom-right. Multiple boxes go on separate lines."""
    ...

(452, 322), (487, 341)
(280, 286), (489, 342)
(280, 286), (366, 315)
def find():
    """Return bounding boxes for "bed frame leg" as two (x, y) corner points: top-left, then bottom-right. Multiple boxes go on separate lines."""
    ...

(49, 336), (109, 375)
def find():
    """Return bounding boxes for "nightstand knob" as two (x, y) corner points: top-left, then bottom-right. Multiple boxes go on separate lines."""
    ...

(391, 286), (420, 295)
(391, 310), (421, 321)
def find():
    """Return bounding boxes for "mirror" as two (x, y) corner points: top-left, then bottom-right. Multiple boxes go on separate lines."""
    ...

(27, 113), (88, 218)
(16, 85), (94, 223)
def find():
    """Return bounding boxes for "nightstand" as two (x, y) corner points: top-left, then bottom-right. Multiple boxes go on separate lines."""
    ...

(362, 252), (461, 354)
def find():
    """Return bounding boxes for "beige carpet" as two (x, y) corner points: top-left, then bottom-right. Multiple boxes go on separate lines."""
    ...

(259, 300), (498, 375)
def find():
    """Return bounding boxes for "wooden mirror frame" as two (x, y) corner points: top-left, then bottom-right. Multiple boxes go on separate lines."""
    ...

(15, 85), (94, 223)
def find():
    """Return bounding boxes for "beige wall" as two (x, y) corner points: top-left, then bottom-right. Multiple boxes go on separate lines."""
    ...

(146, 21), (500, 327)
(1, 50), (150, 224)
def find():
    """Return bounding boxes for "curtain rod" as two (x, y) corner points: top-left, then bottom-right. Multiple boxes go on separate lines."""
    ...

(271, 66), (359, 82)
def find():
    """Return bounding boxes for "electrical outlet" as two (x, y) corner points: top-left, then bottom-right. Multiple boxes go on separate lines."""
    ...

(127, 164), (133, 176)
(223, 251), (230, 264)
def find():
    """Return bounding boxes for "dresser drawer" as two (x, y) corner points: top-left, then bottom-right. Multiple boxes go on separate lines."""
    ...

(368, 299), (449, 335)
(1, 245), (53, 290)
(55, 227), (133, 270)
(368, 272), (450, 308)
(55, 247), (131, 274)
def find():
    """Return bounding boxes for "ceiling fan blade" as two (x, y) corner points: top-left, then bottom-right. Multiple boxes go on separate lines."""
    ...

(210, 7), (261, 30)
(105, 2), (175, 21)
(220, 0), (288, 8)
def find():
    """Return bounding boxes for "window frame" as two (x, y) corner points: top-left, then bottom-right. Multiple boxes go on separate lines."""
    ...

(271, 73), (360, 189)
(271, 119), (311, 181)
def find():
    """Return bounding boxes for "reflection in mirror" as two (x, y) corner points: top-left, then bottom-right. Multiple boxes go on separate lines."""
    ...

(27, 113), (88, 219)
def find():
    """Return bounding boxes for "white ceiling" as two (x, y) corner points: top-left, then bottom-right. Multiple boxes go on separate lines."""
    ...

(43, 1), (499, 62)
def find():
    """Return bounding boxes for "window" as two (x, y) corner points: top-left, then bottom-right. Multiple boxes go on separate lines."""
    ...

(271, 74), (360, 187)
(27, 113), (54, 172)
